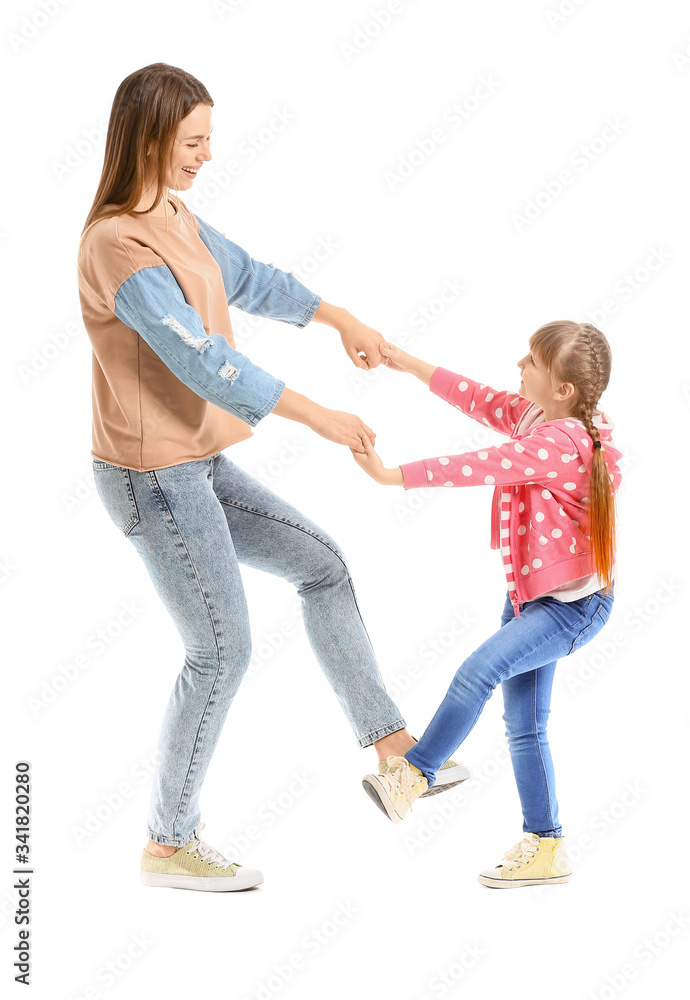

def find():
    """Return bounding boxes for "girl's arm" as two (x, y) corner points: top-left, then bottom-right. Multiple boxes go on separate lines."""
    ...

(352, 423), (585, 495)
(381, 344), (534, 437)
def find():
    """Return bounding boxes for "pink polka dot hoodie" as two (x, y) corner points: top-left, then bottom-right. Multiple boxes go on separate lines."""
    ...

(399, 366), (623, 616)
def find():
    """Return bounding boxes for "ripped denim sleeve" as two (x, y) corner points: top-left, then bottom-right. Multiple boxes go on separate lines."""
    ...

(113, 264), (285, 425)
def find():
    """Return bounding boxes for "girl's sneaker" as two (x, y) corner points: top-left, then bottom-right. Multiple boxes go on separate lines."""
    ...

(378, 738), (470, 797)
(478, 833), (572, 888)
(362, 755), (428, 822)
(140, 822), (263, 891)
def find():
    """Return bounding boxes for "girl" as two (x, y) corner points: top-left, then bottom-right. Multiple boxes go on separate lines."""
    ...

(352, 321), (622, 888)
(77, 62), (465, 893)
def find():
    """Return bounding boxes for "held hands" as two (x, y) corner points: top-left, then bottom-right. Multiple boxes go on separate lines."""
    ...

(350, 433), (404, 486)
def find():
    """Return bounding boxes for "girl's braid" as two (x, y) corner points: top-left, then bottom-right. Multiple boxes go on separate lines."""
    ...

(575, 325), (609, 447)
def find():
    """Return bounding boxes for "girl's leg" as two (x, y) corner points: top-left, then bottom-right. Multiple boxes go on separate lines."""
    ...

(210, 453), (406, 749)
(498, 592), (562, 837)
(406, 590), (613, 786)
(501, 663), (561, 838)
(93, 456), (254, 848)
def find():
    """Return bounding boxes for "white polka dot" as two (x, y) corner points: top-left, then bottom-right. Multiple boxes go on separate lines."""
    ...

(443, 481), (454, 487)
(470, 401), (475, 411)
(458, 381), (468, 391)
(569, 544), (576, 553)
(539, 536), (548, 545)
(579, 464), (586, 473)
(427, 470), (433, 481)
(547, 471), (558, 479)
(462, 465), (472, 476)
(482, 418), (489, 425)
(545, 437), (555, 443)
(501, 458), (512, 469)
(535, 512), (544, 522)
(484, 475), (495, 484)
(573, 521), (579, 527)
(561, 454), (571, 463)
(495, 407), (503, 418)
(581, 497), (590, 503)
(542, 490), (552, 500)
(538, 449), (549, 460)
(514, 443), (525, 453)
(532, 558), (543, 568)
(564, 482), (576, 490)
(478, 451), (488, 460)
(565, 421), (575, 427)
(581, 438), (589, 447)
(439, 457), (449, 465)
(551, 528), (562, 538)
(524, 467), (535, 476)
(480, 384), (486, 390)
(521, 565), (529, 575)
(559, 507), (566, 516)
(519, 502), (525, 512)
(511, 397), (520, 406)
(518, 525), (526, 535)
(486, 393), (494, 401)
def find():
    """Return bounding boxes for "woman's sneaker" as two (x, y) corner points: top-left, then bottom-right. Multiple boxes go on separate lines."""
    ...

(477, 833), (572, 888)
(362, 755), (428, 823)
(140, 822), (263, 891)
(378, 739), (470, 797)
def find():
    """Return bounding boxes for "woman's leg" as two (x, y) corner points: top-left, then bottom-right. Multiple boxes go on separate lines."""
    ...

(209, 453), (406, 749)
(94, 456), (254, 849)
(405, 589), (613, 786)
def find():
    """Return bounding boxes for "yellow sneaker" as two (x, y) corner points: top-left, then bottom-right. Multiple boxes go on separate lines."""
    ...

(140, 823), (263, 891)
(378, 737), (470, 797)
(478, 833), (572, 888)
(362, 755), (428, 823)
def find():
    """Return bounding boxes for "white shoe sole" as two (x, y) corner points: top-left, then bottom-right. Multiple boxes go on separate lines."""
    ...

(141, 869), (264, 891)
(477, 872), (572, 888)
(421, 762), (471, 797)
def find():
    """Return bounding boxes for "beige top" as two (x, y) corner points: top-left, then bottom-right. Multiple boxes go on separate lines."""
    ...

(77, 196), (266, 471)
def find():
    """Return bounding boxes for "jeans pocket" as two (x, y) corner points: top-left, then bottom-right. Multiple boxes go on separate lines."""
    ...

(567, 601), (610, 655)
(93, 462), (140, 536)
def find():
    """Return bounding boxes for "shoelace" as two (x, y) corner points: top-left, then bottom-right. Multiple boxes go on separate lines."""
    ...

(384, 755), (424, 806)
(186, 822), (236, 870)
(501, 833), (540, 870)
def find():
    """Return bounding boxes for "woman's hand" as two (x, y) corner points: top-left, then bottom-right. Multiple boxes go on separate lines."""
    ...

(338, 314), (386, 370)
(310, 407), (377, 454)
(350, 433), (404, 485)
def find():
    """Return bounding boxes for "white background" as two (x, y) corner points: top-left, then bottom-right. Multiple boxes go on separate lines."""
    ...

(3, 1), (690, 998)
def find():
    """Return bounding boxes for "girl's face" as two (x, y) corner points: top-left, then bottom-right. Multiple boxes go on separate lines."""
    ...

(149, 103), (214, 191)
(517, 348), (557, 409)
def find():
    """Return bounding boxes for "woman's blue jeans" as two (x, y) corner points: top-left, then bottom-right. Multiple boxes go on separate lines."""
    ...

(92, 451), (405, 846)
(406, 586), (614, 838)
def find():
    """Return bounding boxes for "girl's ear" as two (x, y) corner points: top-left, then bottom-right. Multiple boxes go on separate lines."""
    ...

(554, 380), (576, 404)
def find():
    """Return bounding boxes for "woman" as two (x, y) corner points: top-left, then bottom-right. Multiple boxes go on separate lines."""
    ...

(77, 62), (465, 892)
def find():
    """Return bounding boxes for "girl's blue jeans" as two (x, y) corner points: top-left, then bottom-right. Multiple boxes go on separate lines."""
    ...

(92, 451), (405, 847)
(406, 586), (614, 838)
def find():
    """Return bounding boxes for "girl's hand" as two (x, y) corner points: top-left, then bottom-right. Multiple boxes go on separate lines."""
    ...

(350, 433), (404, 486)
(380, 342), (416, 373)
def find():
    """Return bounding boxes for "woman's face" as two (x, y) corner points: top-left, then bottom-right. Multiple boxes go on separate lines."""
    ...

(153, 103), (214, 191)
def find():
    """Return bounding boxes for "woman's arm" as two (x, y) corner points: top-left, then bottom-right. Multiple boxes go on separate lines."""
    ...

(195, 215), (388, 370)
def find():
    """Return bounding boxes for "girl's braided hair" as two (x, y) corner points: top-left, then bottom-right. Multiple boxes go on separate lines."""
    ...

(529, 320), (616, 592)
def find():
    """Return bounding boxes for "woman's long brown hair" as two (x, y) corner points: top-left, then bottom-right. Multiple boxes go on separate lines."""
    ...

(529, 320), (616, 593)
(78, 62), (212, 255)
